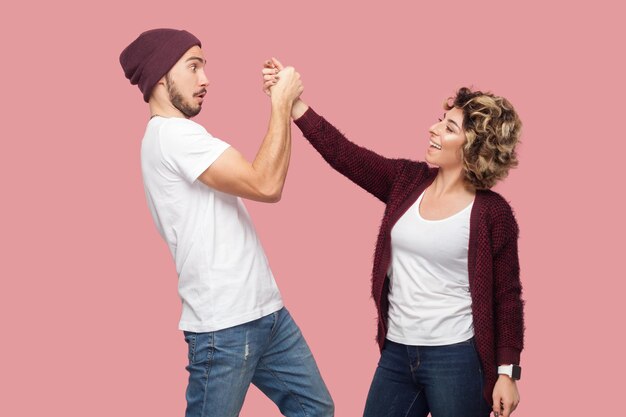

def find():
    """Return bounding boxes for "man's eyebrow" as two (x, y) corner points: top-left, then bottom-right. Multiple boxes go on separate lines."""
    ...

(186, 56), (206, 63)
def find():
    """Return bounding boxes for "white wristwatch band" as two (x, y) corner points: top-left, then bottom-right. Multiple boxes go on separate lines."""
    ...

(498, 365), (514, 375)
(497, 364), (521, 380)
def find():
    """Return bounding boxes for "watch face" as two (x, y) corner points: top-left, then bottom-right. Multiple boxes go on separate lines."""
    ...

(512, 365), (522, 380)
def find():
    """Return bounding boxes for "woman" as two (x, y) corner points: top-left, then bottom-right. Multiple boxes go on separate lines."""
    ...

(263, 60), (524, 417)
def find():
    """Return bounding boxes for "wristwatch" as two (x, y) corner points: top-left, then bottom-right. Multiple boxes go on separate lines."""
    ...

(497, 364), (522, 380)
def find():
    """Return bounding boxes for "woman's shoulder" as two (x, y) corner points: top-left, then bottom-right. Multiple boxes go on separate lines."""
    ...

(397, 160), (436, 181)
(476, 189), (518, 226)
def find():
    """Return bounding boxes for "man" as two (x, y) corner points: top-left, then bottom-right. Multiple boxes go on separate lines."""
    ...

(120, 28), (333, 417)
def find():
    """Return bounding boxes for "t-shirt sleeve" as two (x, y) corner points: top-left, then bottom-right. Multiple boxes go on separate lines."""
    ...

(159, 119), (231, 183)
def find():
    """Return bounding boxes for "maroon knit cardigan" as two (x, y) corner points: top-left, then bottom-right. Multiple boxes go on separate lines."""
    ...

(295, 107), (524, 405)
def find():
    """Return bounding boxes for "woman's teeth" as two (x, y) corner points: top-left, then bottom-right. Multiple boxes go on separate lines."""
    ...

(430, 140), (441, 150)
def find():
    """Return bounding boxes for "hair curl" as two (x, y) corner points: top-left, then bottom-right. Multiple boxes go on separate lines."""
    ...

(445, 87), (522, 189)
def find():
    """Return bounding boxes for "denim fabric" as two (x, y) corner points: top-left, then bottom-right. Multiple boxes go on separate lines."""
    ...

(183, 308), (334, 417)
(363, 338), (491, 417)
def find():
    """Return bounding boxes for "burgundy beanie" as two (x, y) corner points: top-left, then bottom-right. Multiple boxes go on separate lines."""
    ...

(120, 29), (201, 102)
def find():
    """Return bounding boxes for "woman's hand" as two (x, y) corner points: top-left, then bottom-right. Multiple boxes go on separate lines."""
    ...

(492, 374), (520, 417)
(262, 57), (309, 119)
(262, 57), (284, 96)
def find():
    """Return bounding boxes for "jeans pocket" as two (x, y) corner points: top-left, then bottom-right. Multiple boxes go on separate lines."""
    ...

(184, 331), (197, 363)
(184, 331), (214, 365)
(466, 338), (484, 376)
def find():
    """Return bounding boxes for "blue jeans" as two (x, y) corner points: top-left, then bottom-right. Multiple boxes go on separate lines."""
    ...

(183, 308), (334, 417)
(363, 338), (491, 417)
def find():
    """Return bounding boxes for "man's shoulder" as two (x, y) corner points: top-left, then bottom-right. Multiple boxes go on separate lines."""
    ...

(158, 117), (210, 137)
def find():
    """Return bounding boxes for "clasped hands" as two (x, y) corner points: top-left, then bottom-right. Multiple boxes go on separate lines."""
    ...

(261, 58), (302, 102)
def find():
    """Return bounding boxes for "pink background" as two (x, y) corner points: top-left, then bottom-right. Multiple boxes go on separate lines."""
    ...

(2, 1), (624, 415)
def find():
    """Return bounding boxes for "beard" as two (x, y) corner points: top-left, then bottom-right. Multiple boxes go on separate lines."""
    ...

(165, 74), (202, 118)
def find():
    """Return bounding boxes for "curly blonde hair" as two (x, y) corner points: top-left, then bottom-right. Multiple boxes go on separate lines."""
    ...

(445, 87), (522, 189)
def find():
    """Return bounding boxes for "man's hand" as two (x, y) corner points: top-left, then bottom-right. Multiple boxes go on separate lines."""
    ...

(492, 374), (520, 417)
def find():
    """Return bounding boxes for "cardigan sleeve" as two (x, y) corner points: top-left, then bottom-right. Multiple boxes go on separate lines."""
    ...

(294, 107), (404, 203)
(491, 203), (525, 365)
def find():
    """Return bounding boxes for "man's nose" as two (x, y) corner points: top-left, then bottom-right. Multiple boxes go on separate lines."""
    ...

(199, 69), (209, 87)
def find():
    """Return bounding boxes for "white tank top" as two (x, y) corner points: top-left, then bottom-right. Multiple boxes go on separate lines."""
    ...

(386, 191), (475, 346)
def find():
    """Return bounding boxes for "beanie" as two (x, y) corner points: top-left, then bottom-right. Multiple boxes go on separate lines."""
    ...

(120, 28), (202, 102)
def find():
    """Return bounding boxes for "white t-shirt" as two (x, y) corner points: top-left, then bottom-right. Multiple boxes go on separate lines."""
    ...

(386, 191), (474, 346)
(140, 116), (283, 332)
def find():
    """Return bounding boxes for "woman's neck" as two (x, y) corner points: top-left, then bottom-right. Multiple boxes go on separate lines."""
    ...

(430, 167), (474, 197)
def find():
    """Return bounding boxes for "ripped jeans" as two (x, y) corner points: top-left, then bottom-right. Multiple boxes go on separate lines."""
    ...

(183, 307), (334, 417)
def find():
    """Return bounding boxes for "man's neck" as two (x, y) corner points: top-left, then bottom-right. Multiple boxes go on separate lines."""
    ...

(149, 100), (186, 119)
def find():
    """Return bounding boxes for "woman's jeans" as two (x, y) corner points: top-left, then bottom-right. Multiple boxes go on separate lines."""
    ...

(363, 338), (491, 417)
(183, 308), (334, 417)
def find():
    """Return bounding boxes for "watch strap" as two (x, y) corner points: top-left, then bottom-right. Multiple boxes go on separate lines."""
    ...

(497, 364), (522, 380)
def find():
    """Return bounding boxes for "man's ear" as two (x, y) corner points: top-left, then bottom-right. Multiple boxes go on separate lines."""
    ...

(156, 74), (167, 87)
(149, 75), (169, 103)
